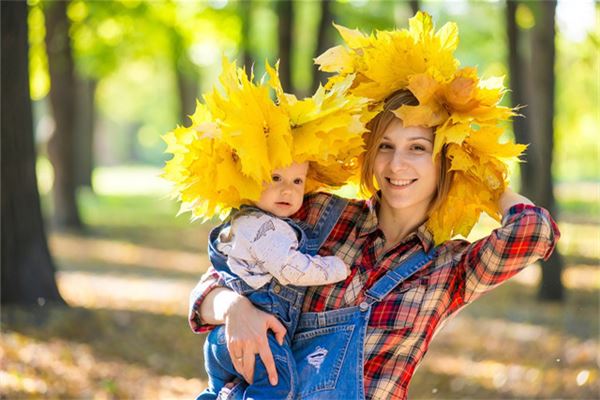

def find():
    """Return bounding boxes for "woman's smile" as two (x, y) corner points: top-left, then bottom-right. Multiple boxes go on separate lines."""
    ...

(386, 178), (417, 188)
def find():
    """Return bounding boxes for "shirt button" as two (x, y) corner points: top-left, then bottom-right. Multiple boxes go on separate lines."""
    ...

(273, 284), (281, 294)
(359, 301), (369, 311)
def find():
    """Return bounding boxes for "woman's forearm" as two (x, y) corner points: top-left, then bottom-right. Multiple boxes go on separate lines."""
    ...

(199, 287), (244, 325)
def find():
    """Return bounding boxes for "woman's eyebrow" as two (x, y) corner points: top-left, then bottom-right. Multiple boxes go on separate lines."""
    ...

(407, 136), (433, 143)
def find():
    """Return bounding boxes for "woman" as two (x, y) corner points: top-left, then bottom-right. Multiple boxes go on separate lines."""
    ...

(190, 93), (559, 400)
(189, 14), (560, 399)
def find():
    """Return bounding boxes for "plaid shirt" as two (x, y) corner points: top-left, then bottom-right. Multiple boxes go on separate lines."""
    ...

(189, 193), (560, 399)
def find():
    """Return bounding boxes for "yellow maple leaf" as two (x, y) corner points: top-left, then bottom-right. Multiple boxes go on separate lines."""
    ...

(394, 102), (449, 128)
(314, 45), (356, 74)
(466, 126), (527, 159)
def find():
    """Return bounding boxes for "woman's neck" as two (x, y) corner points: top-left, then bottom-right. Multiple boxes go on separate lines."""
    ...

(377, 200), (429, 252)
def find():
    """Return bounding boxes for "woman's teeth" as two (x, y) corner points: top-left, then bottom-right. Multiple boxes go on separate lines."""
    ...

(388, 178), (415, 187)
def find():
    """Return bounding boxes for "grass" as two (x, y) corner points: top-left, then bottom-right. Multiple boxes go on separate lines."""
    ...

(2, 166), (599, 398)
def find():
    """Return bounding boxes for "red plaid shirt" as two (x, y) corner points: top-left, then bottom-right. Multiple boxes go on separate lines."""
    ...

(189, 193), (560, 399)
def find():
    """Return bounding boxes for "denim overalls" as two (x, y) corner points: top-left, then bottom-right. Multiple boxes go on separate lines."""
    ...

(291, 248), (437, 399)
(218, 240), (437, 400)
(198, 197), (349, 400)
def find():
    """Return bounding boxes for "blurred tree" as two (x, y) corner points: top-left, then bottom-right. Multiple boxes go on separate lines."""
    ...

(74, 77), (96, 188)
(506, 0), (564, 301)
(44, 0), (82, 230)
(409, 0), (420, 15)
(65, 1), (238, 164)
(1, 1), (65, 305)
(171, 31), (200, 125)
(277, 0), (294, 92)
(239, 0), (254, 72)
(313, 0), (334, 92)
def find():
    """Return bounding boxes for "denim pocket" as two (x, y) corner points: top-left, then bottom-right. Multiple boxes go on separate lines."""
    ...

(292, 325), (354, 397)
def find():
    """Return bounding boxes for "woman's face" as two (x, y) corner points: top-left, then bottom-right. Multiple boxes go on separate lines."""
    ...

(373, 118), (438, 216)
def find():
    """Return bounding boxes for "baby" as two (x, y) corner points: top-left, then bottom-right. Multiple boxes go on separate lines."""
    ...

(198, 161), (349, 400)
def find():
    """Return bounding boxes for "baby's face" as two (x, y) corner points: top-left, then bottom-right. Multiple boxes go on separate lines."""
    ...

(255, 162), (309, 217)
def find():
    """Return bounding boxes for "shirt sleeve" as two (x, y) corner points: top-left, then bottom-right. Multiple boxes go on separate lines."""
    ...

(227, 214), (350, 288)
(457, 203), (561, 304)
(188, 266), (225, 333)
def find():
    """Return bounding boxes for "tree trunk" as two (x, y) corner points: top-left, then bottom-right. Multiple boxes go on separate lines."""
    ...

(176, 67), (199, 126)
(409, 0), (420, 15)
(239, 0), (253, 73)
(277, 0), (293, 92)
(1, 1), (66, 305)
(312, 0), (333, 92)
(529, 0), (564, 301)
(44, 0), (82, 229)
(506, 0), (536, 201)
(172, 32), (199, 125)
(507, 0), (563, 301)
(74, 77), (96, 189)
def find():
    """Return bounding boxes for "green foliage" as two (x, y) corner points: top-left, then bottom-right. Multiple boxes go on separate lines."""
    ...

(28, 0), (50, 100)
(554, 21), (599, 181)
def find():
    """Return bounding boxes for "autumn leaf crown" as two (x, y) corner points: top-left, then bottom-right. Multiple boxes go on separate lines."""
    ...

(162, 58), (371, 221)
(315, 11), (527, 244)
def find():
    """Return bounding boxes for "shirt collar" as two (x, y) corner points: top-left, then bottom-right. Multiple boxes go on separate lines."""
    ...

(357, 195), (380, 238)
(358, 193), (435, 253)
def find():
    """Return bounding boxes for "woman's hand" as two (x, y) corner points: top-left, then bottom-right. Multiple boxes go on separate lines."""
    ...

(224, 294), (287, 386)
(499, 187), (534, 215)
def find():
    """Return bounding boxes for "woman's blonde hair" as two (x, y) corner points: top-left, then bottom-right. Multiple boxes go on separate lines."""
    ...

(360, 89), (454, 215)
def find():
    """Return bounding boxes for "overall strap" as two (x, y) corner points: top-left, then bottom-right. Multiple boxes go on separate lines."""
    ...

(365, 246), (438, 303)
(302, 195), (348, 256)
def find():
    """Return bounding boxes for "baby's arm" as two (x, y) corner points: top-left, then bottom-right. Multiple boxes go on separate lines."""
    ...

(227, 214), (349, 288)
(273, 249), (349, 286)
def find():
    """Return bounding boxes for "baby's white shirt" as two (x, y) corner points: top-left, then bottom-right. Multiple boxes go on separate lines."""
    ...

(217, 212), (349, 289)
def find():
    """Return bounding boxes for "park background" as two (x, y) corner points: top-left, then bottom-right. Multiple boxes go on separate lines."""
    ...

(2, 0), (599, 398)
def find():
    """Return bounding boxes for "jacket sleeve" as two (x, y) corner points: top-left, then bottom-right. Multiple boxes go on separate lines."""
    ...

(456, 204), (560, 304)
(188, 266), (224, 333)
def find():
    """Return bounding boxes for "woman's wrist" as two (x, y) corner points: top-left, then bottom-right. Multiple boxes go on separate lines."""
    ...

(499, 188), (534, 216)
(200, 287), (245, 325)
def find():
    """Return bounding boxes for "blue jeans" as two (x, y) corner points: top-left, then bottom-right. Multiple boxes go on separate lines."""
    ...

(200, 325), (296, 400)
(198, 199), (347, 400)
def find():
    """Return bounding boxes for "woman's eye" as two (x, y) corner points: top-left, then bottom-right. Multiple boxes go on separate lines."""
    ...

(378, 143), (393, 150)
(411, 144), (426, 152)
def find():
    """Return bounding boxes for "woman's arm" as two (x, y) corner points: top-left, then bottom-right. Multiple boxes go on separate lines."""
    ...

(457, 187), (560, 304)
(190, 270), (286, 385)
(498, 187), (534, 214)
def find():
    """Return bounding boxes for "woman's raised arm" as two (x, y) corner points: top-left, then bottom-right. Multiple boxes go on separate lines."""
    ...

(498, 187), (534, 215)
(458, 187), (559, 304)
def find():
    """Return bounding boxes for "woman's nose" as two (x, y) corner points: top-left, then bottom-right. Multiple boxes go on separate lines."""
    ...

(389, 151), (409, 171)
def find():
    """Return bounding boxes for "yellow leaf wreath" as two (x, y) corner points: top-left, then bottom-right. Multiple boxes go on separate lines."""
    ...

(162, 58), (370, 221)
(316, 11), (527, 244)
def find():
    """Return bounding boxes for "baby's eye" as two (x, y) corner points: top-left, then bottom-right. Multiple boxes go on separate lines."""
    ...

(293, 178), (304, 185)
(272, 175), (281, 182)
